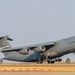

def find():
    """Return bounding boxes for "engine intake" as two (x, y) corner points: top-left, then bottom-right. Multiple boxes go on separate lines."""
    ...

(34, 46), (46, 52)
(19, 48), (31, 54)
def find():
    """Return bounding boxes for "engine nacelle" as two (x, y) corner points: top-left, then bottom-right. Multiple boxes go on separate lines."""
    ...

(34, 46), (46, 52)
(19, 48), (31, 54)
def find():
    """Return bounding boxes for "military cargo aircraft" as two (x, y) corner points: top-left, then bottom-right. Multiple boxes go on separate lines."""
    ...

(0, 36), (75, 64)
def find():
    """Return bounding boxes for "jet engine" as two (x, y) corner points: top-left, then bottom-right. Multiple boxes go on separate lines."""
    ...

(19, 48), (31, 54)
(34, 46), (46, 52)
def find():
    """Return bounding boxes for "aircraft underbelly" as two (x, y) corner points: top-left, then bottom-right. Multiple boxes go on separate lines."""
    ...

(24, 52), (41, 62)
(4, 52), (26, 61)
(4, 52), (41, 62)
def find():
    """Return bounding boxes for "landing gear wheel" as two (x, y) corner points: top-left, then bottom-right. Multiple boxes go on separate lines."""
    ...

(47, 60), (51, 64)
(47, 60), (55, 64)
(39, 61), (43, 64)
(66, 58), (70, 63)
(51, 60), (55, 64)
(58, 59), (62, 62)
(36, 61), (43, 64)
(55, 59), (58, 62)
(55, 58), (62, 62)
(36, 58), (43, 64)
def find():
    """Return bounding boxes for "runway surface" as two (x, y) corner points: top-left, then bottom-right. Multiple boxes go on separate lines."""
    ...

(0, 62), (75, 71)
(0, 62), (75, 75)
(0, 71), (75, 75)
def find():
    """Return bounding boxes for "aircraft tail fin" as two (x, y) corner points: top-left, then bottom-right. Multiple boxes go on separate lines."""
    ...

(0, 35), (13, 50)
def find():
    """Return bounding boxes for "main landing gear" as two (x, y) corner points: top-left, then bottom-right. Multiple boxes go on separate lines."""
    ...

(36, 54), (46, 64)
(47, 59), (55, 64)
(47, 57), (62, 64)
(36, 57), (44, 64)
(55, 58), (62, 62)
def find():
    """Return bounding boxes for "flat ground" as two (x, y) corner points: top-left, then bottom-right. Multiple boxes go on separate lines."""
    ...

(0, 62), (75, 75)
(0, 71), (75, 75)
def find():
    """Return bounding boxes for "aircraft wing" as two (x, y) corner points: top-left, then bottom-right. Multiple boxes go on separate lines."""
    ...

(1, 42), (56, 54)
(1, 46), (36, 52)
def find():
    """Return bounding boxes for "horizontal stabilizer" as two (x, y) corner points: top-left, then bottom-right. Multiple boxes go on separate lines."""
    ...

(0, 35), (13, 41)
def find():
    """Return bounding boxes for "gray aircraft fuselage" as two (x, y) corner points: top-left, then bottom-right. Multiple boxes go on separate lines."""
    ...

(3, 36), (75, 62)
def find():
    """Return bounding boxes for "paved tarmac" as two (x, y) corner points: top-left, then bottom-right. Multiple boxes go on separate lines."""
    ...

(0, 71), (75, 75)
(0, 62), (75, 75)
(0, 63), (75, 71)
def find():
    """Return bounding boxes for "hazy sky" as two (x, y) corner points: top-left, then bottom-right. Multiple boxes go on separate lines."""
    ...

(0, 0), (75, 62)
